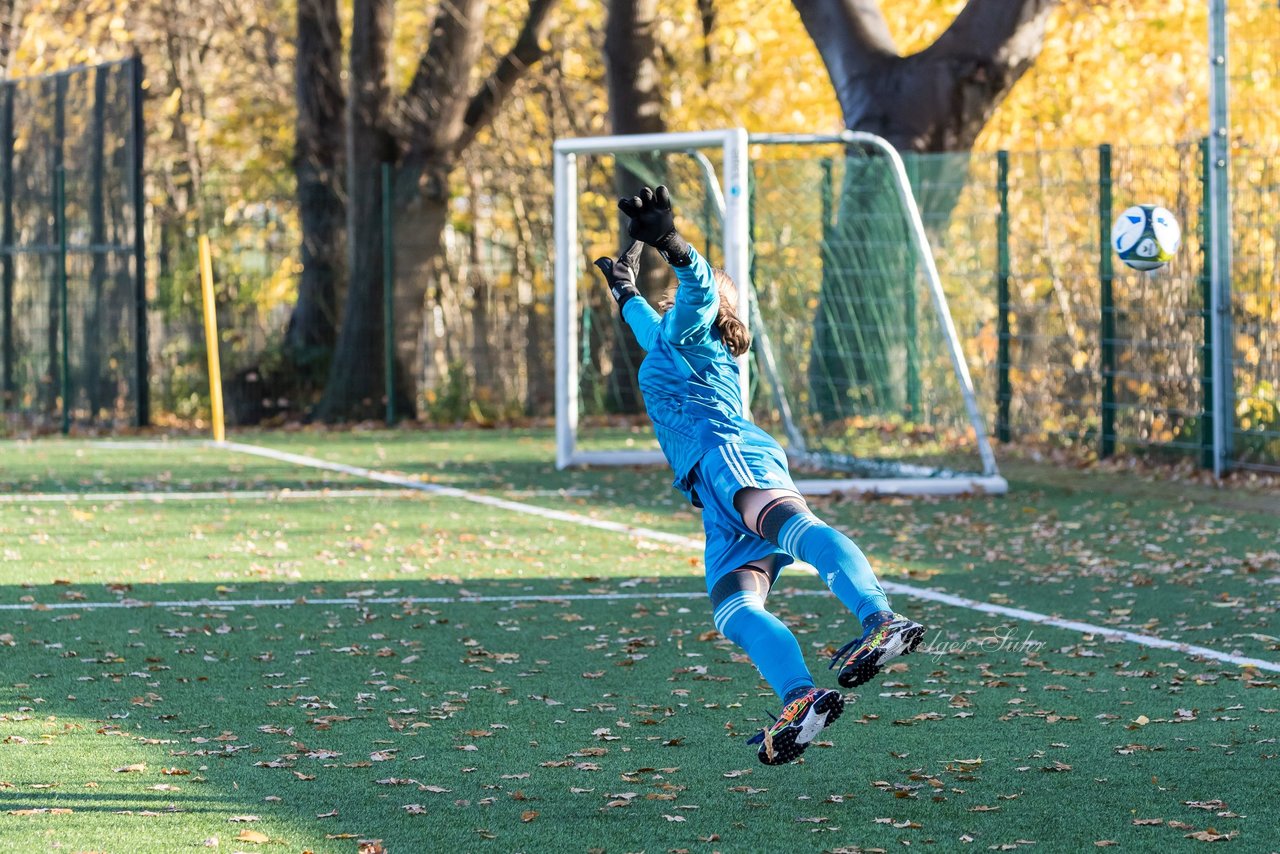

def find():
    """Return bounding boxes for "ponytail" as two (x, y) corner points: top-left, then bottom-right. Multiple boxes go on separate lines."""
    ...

(712, 269), (752, 357)
(655, 269), (754, 357)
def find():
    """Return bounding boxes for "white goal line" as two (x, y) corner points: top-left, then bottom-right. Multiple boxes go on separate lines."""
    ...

(10, 438), (1273, 674)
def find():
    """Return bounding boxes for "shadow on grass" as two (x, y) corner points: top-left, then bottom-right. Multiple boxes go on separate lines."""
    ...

(0, 575), (727, 852)
(3, 575), (1279, 852)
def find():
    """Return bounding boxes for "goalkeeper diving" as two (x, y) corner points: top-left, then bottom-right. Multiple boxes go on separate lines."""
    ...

(594, 186), (924, 766)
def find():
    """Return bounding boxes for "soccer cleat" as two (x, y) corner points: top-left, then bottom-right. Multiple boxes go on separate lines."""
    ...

(829, 611), (925, 689)
(746, 687), (845, 765)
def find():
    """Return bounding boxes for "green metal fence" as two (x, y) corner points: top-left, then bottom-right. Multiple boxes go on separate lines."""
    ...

(183, 139), (1280, 475)
(0, 58), (147, 432)
(906, 136), (1279, 474)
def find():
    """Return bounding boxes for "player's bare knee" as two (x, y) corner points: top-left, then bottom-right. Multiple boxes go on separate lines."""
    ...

(735, 487), (806, 535)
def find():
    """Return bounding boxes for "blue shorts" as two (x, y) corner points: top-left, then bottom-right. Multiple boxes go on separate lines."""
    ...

(690, 436), (799, 592)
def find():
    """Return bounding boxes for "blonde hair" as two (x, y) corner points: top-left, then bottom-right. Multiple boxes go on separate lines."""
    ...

(657, 268), (752, 357)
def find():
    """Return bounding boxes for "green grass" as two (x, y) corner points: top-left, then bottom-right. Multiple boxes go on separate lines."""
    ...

(1, 429), (1277, 853)
(0, 440), (364, 494)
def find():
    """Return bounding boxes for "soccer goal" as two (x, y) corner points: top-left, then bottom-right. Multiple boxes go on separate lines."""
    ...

(553, 129), (1007, 496)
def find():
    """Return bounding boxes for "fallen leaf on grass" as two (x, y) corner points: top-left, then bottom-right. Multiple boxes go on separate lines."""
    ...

(236, 830), (270, 844)
(1185, 800), (1227, 811)
(1133, 819), (1164, 826)
(1185, 829), (1236, 842)
(114, 763), (146, 773)
(402, 804), (427, 815)
(228, 815), (261, 822)
(521, 810), (539, 822)
(662, 814), (686, 822)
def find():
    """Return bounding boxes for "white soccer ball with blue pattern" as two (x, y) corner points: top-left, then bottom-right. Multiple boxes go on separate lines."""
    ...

(1111, 204), (1180, 271)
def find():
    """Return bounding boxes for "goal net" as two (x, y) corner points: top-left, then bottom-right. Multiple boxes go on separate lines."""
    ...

(553, 129), (1005, 496)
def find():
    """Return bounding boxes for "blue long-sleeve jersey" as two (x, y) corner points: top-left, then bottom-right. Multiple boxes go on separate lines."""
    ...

(621, 247), (764, 504)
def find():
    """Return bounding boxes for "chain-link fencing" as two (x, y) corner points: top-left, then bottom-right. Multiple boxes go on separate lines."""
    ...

(0, 58), (146, 433)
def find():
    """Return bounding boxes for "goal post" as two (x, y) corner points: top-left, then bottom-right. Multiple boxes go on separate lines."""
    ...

(553, 128), (1007, 496)
(554, 129), (750, 468)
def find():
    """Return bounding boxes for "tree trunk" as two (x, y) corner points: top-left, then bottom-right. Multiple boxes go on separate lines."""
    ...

(791, 0), (1058, 421)
(466, 173), (497, 404)
(285, 0), (346, 394)
(317, 0), (409, 422)
(316, 0), (557, 420)
(388, 186), (449, 411)
(809, 156), (915, 420)
(604, 0), (666, 413)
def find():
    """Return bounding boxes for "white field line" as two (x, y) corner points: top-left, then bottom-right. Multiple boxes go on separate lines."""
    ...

(2, 585), (1278, 673)
(0, 488), (413, 504)
(15, 438), (1275, 674)
(218, 440), (705, 550)
(0, 590), (710, 610)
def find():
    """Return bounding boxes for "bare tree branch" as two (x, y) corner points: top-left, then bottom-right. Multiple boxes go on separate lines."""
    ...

(455, 0), (556, 152)
(791, 0), (1059, 150)
(402, 0), (487, 152)
(0, 0), (20, 78)
(928, 0), (1057, 64)
(697, 0), (715, 65)
(790, 0), (898, 120)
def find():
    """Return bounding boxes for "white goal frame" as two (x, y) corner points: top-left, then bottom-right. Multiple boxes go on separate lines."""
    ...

(553, 129), (1007, 496)
(554, 129), (751, 469)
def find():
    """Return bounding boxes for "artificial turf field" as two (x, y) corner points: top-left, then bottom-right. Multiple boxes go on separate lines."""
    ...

(1, 429), (1277, 853)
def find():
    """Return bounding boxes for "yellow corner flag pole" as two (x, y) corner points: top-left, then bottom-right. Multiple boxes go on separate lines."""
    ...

(197, 235), (226, 443)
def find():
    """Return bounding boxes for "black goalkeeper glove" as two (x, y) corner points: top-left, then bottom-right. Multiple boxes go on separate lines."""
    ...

(618, 185), (692, 267)
(594, 240), (644, 309)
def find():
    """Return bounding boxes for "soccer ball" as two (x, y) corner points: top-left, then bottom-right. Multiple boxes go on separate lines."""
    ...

(1111, 204), (1180, 271)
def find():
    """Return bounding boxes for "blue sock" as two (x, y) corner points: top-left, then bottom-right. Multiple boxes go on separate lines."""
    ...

(712, 590), (813, 702)
(776, 513), (891, 624)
